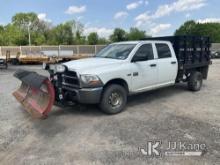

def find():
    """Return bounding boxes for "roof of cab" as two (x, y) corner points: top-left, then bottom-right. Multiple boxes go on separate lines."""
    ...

(111, 40), (171, 45)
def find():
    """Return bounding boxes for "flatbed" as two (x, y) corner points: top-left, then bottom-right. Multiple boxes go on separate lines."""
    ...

(144, 36), (211, 82)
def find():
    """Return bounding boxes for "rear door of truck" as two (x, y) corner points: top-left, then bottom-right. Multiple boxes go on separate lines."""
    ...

(154, 42), (178, 85)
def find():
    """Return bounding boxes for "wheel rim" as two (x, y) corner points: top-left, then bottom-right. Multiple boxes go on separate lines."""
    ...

(195, 77), (202, 89)
(108, 91), (122, 108)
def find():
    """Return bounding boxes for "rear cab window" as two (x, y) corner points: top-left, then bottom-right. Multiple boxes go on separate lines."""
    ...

(156, 43), (172, 59)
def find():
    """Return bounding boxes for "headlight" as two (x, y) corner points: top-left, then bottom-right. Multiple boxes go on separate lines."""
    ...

(80, 75), (103, 87)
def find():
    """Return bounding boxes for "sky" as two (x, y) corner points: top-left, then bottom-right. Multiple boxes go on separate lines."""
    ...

(0, 0), (219, 38)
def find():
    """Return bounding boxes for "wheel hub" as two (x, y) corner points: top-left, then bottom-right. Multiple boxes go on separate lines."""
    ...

(109, 92), (122, 107)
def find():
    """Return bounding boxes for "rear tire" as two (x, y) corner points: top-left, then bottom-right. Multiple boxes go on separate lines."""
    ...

(188, 71), (203, 91)
(99, 84), (127, 114)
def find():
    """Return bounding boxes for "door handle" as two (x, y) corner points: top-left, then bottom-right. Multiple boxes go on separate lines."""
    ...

(150, 64), (157, 67)
(133, 72), (139, 76)
(171, 61), (177, 64)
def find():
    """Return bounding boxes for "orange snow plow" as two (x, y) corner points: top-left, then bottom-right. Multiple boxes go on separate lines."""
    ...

(13, 70), (55, 118)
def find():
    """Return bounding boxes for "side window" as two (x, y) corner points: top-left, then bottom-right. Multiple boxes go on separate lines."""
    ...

(132, 44), (154, 62)
(156, 43), (172, 59)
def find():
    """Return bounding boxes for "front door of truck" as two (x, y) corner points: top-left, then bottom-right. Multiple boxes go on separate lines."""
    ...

(131, 43), (158, 92)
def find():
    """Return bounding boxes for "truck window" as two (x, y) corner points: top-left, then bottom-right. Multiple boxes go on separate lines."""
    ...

(156, 43), (172, 59)
(132, 44), (154, 61)
(95, 44), (136, 60)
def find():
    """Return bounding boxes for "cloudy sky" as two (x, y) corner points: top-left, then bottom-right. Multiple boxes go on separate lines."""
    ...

(0, 0), (219, 38)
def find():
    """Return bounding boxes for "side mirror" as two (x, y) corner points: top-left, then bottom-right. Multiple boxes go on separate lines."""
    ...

(132, 54), (148, 62)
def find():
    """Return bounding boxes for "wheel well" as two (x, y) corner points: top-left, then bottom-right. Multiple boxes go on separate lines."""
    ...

(196, 67), (209, 79)
(104, 79), (129, 93)
(185, 66), (209, 79)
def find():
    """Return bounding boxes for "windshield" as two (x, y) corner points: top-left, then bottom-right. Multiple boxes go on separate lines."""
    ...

(95, 44), (136, 60)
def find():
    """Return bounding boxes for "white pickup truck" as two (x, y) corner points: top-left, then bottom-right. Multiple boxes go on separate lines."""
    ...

(13, 36), (211, 117)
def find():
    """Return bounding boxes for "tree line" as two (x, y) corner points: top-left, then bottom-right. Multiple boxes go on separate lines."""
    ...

(1, 12), (220, 46)
(0, 12), (149, 46)
(175, 20), (220, 42)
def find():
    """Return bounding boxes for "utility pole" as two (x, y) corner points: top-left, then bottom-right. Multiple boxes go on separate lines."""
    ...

(28, 22), (31, 46)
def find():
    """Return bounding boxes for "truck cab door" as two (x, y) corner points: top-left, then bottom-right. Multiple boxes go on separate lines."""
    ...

(131, 43), (158, 92)
(155, 43), (178, 85)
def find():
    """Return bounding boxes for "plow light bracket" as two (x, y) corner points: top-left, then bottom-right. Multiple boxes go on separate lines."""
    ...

(43, 63), (67, 73)
(55, 65), (66, 73)
(42, 62), (49, 70)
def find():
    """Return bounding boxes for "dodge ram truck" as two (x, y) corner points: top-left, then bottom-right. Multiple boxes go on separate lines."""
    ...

(13, 36), (211, 118)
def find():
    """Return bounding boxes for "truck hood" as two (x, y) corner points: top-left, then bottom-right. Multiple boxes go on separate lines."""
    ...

(63, 58), (125, 73)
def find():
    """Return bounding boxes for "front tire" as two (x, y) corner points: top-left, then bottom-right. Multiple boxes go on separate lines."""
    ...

(188, 71), (203, 91)
(99, 84), (127, 114)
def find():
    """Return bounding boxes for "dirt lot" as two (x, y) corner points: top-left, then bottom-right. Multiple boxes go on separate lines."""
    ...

(0, 60), (220, 165)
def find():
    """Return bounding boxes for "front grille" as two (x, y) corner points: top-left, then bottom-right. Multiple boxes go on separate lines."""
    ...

(62, 71), (80, 88)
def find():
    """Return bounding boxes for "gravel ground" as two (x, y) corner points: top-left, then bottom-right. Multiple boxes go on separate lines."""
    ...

(0, 60), (220, 165)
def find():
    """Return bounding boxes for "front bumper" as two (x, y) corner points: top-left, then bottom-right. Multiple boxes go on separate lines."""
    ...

(64, 86), (103, 104)
(55, 84), (103, 104)
(49, 69), (103, 105)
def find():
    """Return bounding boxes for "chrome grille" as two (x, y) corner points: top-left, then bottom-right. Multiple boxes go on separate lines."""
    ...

(62, 71), (80, 88)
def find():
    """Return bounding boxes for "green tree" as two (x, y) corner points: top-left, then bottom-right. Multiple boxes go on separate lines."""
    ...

(98, 38), (109, 44)
(196, 23), (220, 42)
(110, 28), (127, 42)
(12, 12), (39, 30)
(175, 20), (197, 35)
(32, 32), (46, 45)
(87, 32), (99, 45)
(11, 12), (52, 45)
(127, 28), (147, 40)
(175, 20), (220, 42)
(49, 22), (74, 45)
(50, 20), (86, 45)
(74, 30), (86, 44)
(64, 20), (85, 44)
(3, 24), (27, 45)
(0, 25), (4, 45)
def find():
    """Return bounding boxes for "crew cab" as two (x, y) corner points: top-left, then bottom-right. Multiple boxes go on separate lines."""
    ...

(45, 36), (211, 114)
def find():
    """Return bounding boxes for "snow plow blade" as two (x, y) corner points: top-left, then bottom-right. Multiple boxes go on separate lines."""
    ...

(12, 69), (55, 118)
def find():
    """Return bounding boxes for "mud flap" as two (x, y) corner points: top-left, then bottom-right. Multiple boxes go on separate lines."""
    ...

(12, 69), (55, 118)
